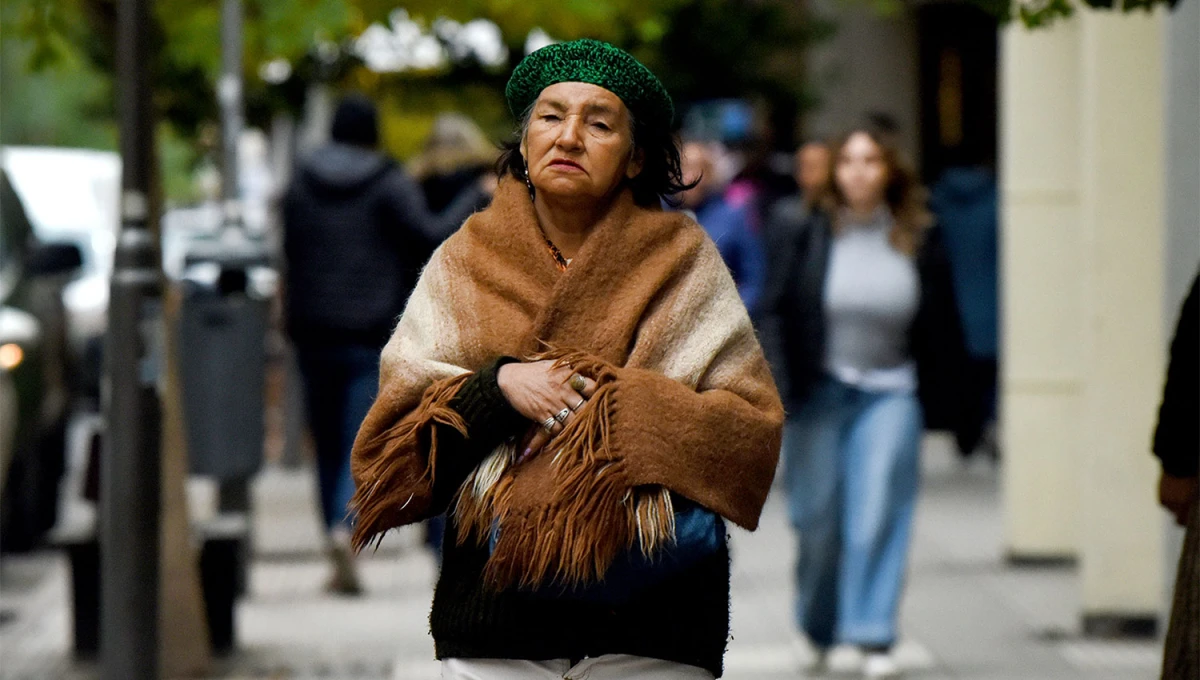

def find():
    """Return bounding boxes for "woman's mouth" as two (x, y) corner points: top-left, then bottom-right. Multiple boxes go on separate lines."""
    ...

(548, 159), (584, 171)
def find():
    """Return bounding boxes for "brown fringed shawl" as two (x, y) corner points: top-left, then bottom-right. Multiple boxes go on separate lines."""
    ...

(350, 178), (783, 590)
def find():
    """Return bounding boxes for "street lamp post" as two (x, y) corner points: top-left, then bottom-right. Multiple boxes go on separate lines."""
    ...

(220, 0), (244, 234)
(102, 0), (163, 677)
(216, 0), (252, 553)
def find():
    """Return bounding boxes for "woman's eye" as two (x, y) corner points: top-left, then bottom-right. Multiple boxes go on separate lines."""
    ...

(591, 122), (611, 131)
(541, 114), (561, 122)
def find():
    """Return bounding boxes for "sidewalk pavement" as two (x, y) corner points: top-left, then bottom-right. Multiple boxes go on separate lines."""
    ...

(0, 437), (1165, 679)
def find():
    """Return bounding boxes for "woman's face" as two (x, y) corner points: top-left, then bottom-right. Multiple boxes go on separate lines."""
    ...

(835, 131), (889, 212)
(522, 82), (642, 203)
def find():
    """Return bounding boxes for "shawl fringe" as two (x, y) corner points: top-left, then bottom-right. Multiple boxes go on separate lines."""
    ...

(350, 373), (472, 551)
(454, 349), (677, 590)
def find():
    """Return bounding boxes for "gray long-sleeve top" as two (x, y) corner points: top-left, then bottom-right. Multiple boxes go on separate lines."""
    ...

(823, 208), (921, 392)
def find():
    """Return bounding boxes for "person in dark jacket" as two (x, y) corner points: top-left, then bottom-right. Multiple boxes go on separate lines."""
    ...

(282, 94), (488, 594)
(759, 122), (971, 679)
(1155, 271), (1198, 680)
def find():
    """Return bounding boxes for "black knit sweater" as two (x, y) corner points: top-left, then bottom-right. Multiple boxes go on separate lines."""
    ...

(427, 358), (732, 677)
(1153, 273), (1199, 479)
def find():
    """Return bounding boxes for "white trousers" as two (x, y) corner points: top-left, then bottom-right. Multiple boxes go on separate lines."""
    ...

(441, 655), (715, 680)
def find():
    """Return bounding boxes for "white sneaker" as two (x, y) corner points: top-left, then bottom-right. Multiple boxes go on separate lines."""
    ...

(862, 652), (902, 679)
(793, 634), (830, 676)
(802, 649), (827, 676)
(824, 645), (864, 675)
(326, 530), (363, 596)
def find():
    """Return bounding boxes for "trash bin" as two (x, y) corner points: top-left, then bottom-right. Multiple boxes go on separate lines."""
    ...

(178, 236), (272, 481)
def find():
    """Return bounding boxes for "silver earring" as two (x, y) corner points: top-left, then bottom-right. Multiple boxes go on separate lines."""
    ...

(522, 160), (534, 199)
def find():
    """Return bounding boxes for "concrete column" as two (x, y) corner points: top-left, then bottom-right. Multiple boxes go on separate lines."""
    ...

(1161, 0), (1200, 616)
(999, 20), (1084, 561)
(1077, 10), (1166, 633)
(1164, 0), (1200, 309)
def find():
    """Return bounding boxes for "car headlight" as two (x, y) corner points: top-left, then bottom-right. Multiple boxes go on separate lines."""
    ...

(0, 307), (41, 373)
(0, 343), (23, 371)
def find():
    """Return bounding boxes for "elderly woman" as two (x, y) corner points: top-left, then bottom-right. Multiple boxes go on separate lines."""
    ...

(349, 40), (783, 679)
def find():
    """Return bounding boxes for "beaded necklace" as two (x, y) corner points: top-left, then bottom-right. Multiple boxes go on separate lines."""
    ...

(544, 237), (570, 272)
(526, 177), (570, 272)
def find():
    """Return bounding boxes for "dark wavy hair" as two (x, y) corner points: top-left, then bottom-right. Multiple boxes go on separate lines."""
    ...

(495, 104), (696, 208)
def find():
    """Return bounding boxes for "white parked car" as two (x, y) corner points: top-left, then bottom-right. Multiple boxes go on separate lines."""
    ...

(2, 146), (120, 403)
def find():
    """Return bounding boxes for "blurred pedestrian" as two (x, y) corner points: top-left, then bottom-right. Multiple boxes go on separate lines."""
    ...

(282, 93), (489, 595)
(768, 139), (835, 229)
(408, 112), (500, 556)
(706, 103), (792, 234)
(679, 141), (767, 313)
(930, 152), (998, 458)
(348, 40), (782, 678)
(410, 112), (499, 214)
(1154, 271), (1198, 680)
(764, 139), (831, 246)
(760, 122), (970, 679)
(760, 140), (830, 381)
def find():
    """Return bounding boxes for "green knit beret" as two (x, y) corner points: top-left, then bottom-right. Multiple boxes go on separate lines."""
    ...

(505, 39), (674, 130)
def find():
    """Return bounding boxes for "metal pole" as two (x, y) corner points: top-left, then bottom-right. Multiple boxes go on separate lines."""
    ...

(217, 0), (249, 500)
(218, 0), (252, 599)
(219, 0), (244, 232)
(103, 0), (162, 677)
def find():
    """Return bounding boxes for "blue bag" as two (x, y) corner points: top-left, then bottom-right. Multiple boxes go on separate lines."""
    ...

(489, 495), (725, 605)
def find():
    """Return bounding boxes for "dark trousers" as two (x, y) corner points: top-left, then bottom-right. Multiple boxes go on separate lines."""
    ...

(1163, 501), (1199, 680)
(295, 343), (380, 531)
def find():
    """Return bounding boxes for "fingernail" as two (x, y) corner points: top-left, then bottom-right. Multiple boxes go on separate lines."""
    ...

(518, 448), (532, 464)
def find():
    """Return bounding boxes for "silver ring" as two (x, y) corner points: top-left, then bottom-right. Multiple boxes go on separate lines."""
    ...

(571, 398), (586, 411)
(554, 408), (571, 424)
(541, 416), (559, 432)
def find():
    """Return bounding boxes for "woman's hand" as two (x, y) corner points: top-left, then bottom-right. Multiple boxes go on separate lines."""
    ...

(1160, 472), (1199, 526)
(497, 360), (597, 463)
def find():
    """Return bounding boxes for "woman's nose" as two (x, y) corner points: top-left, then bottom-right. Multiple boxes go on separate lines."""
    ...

(555, 117), (584, 150)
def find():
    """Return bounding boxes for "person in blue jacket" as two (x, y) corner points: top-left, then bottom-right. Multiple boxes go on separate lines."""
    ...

(678, 141), (767, 313)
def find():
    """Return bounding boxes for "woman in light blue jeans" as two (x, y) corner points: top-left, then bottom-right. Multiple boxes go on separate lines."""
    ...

(784, 380), (922, 655)
(761, 123), (971, 679)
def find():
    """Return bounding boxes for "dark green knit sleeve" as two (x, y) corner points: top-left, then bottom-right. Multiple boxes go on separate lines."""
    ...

(430, 357), (527, 510)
